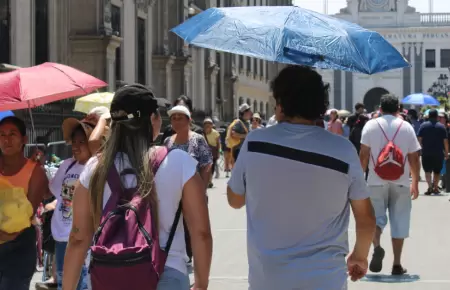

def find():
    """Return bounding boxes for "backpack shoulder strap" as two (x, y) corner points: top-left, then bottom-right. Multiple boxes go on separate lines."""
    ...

(148, 146), (182, 253)
(165, 202), (182, 252)
(65, 160), (77, 174)
(104, 162), (124, 214)
(375, 119), (389, 142)
(391, 121), (404, 142)
(150, 146), (169, 174)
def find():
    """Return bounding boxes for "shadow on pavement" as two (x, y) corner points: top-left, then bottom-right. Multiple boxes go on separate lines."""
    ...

(362, 274), (420, 283)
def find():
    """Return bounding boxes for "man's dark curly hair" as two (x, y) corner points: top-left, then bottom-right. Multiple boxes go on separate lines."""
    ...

(380, 94), (399, 114)
(270, 65), (329, 121)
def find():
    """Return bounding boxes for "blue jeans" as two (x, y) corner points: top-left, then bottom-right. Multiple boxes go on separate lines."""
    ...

(55, 241), (88, 290)
(157, 267), (190, 290)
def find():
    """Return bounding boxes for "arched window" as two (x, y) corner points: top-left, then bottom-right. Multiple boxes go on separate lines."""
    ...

(253, 100), (258, 112)
(260, 101), (264, 115)
(238, 97), (244, 105)
(246, 98), (251, 106)
(266, 102), (270, 117)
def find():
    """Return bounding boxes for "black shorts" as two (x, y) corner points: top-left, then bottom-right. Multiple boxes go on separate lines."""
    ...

(422, 155), (443, 174)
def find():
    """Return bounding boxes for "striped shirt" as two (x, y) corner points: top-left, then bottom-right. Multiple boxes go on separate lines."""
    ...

(228, 122), (370, 290)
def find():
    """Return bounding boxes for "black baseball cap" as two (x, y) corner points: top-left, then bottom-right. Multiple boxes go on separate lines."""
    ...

(110, 84), (170, 121)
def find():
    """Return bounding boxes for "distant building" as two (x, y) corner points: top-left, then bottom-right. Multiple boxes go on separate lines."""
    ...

(318, 0), (450, 112)
(0, 0), (290, 122)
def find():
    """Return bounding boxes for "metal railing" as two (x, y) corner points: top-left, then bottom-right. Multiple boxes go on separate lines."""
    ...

(420, 13), (450, 26)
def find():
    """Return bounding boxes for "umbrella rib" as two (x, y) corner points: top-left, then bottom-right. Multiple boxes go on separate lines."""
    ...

(49, 63), (89, 95)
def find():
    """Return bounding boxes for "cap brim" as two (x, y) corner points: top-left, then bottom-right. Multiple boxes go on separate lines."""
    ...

(167, 109), (191, 118)
(156, 98), (171, 108)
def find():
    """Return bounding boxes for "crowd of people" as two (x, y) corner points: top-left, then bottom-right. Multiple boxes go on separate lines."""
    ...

(0, 65), (447, 290)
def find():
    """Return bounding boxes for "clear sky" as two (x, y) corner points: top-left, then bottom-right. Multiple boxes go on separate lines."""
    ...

(293, 0), (450, 15)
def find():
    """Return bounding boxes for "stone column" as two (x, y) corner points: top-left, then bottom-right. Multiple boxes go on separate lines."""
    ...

(11, 0), (32, 66)
(48, 0), (58, 62)
(123, 0), (136, 83)
(402, 42), (412, 97)
(165, 55), (176, 102)
(162, 0), (169, 54)
(414, 42), (423, 93)
(106, 36), (123, 92)
(198, 48), (206, 110)
(184, 56), (193, 97)
(333, 71), (342, 109)
(231, 75), (239, 118)
(209, 64), (220, 115)
(146, 1), (156, 87)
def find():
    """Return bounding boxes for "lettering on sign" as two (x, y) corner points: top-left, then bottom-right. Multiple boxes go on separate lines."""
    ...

(383, 33), (450, 39)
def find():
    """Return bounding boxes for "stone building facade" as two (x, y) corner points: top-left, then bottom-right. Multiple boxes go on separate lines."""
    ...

(321, 0), (450, 112)
(0, 0), (290, 122)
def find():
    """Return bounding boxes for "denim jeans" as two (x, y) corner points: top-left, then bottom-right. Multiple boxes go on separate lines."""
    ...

(157, 267), (190, 290)
(55, 241), (88, 290)
(0, 272), (32, 290)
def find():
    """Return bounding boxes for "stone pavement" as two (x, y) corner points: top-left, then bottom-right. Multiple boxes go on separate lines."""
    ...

(31, 173), (450, 290)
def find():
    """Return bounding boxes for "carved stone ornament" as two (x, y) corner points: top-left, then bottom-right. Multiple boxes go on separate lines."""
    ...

(414, 42), (422, 56)
(166, 55), (176, 71)
(135, 0), (151, 11)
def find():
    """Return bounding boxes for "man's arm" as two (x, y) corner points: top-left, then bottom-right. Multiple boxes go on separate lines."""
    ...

(444, 139), (449, 159)
(227, 140), (248, 209)
(350, 198), (376, 259)
(359, 144), (370, 172)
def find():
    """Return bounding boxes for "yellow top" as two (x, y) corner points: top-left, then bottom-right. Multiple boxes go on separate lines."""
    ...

(0, 159), (36, 235)
(205, 129), (220, 147)
(0, 159), (36, 195)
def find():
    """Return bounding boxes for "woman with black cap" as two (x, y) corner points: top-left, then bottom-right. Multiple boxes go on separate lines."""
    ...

(62, 85), (212, 290)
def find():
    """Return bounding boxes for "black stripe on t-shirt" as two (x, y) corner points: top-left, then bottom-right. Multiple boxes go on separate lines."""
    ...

(247, 141), (349, 174)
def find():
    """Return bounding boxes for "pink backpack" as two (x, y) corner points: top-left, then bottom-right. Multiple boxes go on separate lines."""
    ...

(89, 147), (182, 290)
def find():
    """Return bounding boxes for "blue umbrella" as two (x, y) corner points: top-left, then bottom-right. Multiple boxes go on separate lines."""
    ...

(401, 93), (440, 106)
(0, 110), (14, 121)
(171, 6), (410, 75)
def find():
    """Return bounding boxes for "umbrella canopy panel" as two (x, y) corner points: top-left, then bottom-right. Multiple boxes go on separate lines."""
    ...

(172, 6), (410, 74)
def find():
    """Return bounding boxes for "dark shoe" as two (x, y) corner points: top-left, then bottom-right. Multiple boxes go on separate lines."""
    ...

(424, 188), (432, 195)
(35, 281), (57, 290)
(392, 265), (407, 275)
(208, 183), (214, 188)
(369, 246), (385, 273)
(433, 187), (441, 194)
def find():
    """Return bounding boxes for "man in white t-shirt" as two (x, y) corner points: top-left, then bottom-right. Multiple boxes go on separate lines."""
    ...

(359, 94), (421, 276)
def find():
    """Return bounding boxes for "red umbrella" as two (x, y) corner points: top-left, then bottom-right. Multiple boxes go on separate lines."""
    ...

(0, 62), (107, 111)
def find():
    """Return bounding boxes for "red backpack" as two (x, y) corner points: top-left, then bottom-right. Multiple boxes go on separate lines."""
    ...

(89, 147), (182, 290)
(371, 120), (405, 181)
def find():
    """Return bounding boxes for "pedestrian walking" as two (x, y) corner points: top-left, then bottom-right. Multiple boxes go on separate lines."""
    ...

(0, 117), (49, 290)
(61, 85), (212, 290)
(226, 104), (251, 162)
(227, 66), (376, 289)
(359, 94), (421, 275)
(417, 109), (449, 195)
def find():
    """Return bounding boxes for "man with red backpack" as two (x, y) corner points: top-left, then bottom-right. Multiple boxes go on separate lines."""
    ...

(359, 94), (421, 276)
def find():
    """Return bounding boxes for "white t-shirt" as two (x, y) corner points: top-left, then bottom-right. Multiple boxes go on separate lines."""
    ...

(361, 115), (421, 187)
(79, 148), (197, 275)
(50, 158), (85, 242)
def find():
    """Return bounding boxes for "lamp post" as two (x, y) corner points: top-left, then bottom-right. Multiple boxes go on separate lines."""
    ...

(428, 70), (450, 111)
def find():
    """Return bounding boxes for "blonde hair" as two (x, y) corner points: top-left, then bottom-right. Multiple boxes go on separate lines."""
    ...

(89, 116), (158, 229)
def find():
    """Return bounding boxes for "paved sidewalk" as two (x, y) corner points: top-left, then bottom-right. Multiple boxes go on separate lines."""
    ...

(31, 174), (450, 289)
